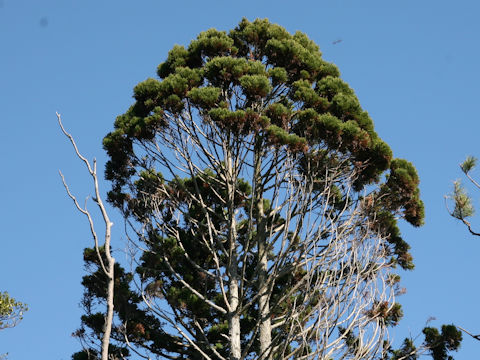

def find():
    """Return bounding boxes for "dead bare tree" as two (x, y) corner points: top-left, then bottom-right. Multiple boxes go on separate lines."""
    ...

(57, 112), (115, 360)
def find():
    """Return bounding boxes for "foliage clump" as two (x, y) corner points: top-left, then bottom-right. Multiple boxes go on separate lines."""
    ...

(105, 19), (424, 258)
(0, 291), (27, 330)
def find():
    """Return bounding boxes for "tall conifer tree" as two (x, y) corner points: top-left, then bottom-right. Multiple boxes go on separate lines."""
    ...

(72, 18), (460, 360)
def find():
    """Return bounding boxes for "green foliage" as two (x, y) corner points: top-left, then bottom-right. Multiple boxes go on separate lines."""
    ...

(73, 247), (182, 359)
(384, 338), (417, 360)
(365, 301), (403, 327)
(460, 155), (477, 174)
(265, 103), (290, 129)
(423, 325), (462, 360)
(208, 108), (248, 134)
(188, 86), (222, 109)
(448, 154), (480, 237)
(451, 180), (474, 219)
(0, 291), (27, 330)
(266, 124), (307, 152)
(204, 57), (251, 86)
(239, 74), (272, 99)
(90, 17), (428, 359)
(338, 326), (360, 355)
(104, 18), (424, 215)
(381, 159), (425, 227)
(268, 67), (288, 85)
(383, 325), (462, 360)
(157, 45), (189, 78)
(188, 28), (236, 66)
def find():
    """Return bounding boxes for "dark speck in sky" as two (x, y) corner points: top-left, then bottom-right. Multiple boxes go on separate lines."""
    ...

(40, 17), (48, 27)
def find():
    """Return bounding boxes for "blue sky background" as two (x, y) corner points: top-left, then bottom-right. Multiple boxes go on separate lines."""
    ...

(1, 0), (480, 358)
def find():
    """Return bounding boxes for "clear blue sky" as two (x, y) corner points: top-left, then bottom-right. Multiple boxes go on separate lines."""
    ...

(1, 0), (480, 358)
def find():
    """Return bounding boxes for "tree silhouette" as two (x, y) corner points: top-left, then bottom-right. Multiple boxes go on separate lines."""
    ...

(71, 18), (459, 360)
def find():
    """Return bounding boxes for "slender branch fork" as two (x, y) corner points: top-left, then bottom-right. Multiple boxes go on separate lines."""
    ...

(444, 195), (480, 237)
(57, 112), (115, 360)
(457, 325), (480, 341)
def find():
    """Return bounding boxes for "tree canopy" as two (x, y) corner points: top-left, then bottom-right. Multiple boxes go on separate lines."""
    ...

(69, 18), (466, 360)
(105, 18), (424, 268)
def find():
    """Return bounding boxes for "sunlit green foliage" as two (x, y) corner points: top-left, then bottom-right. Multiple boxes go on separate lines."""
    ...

(460, 155), (477, 174)
(0, 292), (27, 330)
(451, 180), (475, 219)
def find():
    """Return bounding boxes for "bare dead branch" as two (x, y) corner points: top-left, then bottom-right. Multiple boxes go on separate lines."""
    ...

(457, 325), (480, 341)
(57, 112), (115, 360)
